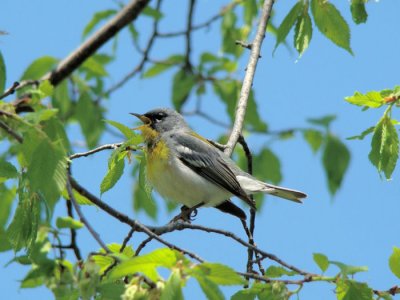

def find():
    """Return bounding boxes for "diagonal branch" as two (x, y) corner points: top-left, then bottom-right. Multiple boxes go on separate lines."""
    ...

(224, 0), (275, 156)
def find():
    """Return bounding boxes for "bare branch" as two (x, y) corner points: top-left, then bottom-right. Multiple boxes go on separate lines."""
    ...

(69, 142), (125, 160)
(66, 197), (82, 260)
(184, 0), (196, 70)
(225, 0), (275, 156)
(0, 81), (20, 100)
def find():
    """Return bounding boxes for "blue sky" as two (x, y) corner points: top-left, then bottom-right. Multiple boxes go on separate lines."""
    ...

(1, 0), (400, 299)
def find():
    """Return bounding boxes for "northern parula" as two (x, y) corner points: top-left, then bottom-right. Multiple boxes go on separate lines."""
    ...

(131, 108), (306, 220)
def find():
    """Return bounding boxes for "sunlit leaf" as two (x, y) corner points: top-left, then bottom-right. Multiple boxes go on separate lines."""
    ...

(294, 10), (313, 57)
(160, 270), (184, 300)
(350, 0), (368, 24)
(195, 276), (224, 300)
(193, 263), (245, 285)
(265, 266), (297, 278)
(389, 246), (400, 279)
(0, 159), (18, 180)
(21, 56), (58, 80)
(330, 261), (368, 276)
(105, 119), (136, 139)
(369, 115), (399, 179)
(303, 129), (324, 153)
(345, 91), (384, 108)
(313, 253), (329, 272)
(56, 216), (84, 229)
(311, 0), (353, 54)
(322, 134), (350, 195)
(100, 150), (126, 195)
(336, 279), (373, 300)
(172, 69), (196, 111)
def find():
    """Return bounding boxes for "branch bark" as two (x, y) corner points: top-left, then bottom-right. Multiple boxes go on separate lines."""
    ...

(224, 0), (275, 156)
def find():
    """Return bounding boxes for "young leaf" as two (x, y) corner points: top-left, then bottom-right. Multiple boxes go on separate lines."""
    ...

(82, 10), (117, 38)
(330, 261), (368, 276)
(172, 69), (196, 111)
(294, 10), (313, 57)
(133, 180), (157, 220)
(322, 134), (350, 195)
(350, 0), (368, 24)
(0, 51), (6, 93)
(195, 275), (224, 300)
(313, 253), (329, 272)
(311, 0), (353, 54)
(56, 216), (84, 229)
(194, 263), (245, 285)
(389, 246), (400, 279)
(105, 119), (136, 139)
(369, 115), (399, 179)
(347, 126), (375, 141)
(21, 56), (58, 80)
(100, 151), (126, 195)
(160, 270), (183, 300)
(265, 266), (297, 278)
(143, 6), (163, 20)
(303, 129), (324, 153)
(142, 55), (184, 78)
(345, 91), (384, 108)
(0, 185), (16, 228)
(336, 279), (373, 300)
(52, 80), (71, 116)
(273, 1), (303, 54)
(81, 56), (108, 77)
(246, 91), (268, 132)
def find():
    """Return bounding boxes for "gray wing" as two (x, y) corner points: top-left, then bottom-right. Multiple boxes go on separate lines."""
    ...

(171, 133), (255, 209)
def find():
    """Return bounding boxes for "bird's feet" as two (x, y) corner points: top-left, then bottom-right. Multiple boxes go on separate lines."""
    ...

(169, 203), (204, 224)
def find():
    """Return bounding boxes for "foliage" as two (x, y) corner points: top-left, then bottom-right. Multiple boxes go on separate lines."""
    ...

(0, 0), (398, 299)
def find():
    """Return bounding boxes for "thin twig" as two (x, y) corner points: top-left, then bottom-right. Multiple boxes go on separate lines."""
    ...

(225, 0), (275, 156)
(0, 82), (20, 100)
(135, 236), (153, 256)
(66, 177), (110, 253)
(66, 197), (82, 260)
(184, 0), (196, 71)
(69, 142), (124, 159)
(120, 227), (136, 253)
(0, 120), (23, 143)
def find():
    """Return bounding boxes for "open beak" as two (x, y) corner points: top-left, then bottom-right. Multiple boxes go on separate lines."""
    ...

(130, 113), (151, 131)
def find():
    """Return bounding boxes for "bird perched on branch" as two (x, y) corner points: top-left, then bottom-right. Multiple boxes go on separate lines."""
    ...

(131, 108), (306, 220)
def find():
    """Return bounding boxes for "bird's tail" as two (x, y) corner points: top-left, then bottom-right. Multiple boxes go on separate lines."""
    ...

(264, 183), (306, 203)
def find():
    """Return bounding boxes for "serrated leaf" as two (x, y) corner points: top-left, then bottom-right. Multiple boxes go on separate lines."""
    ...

(172, 69), (196, 111)
(369, 115), (399, 179)
(273, 1), (303, 54)
(265, 266), (297, 278)
(231, 289), (256, 300)
(143, 55), (184, 78)
(389, 247), (400, 279)
(313, 253), (329, 272)
(105, 119), (136, 139)
(0, 184), (16, 228)
(100, 151), (126, 195)
(110, 248), (178, 281)
(160, 270), (183, 300)
(21, 56), (58, 80)
(253, 148), (282, 185)
(0, 51), (6, 93)
(322, 134), (350, 195)
(311, 0), (353, 54)
(336, 279), (373, 300)
(195, 276), (224, 300)
(294, 11), (313, 57)
(0, 160), (18, 179)
(303, 129), (324, 153)
(345, 91), (384, 108)
(133, 155), (156, 219)
(347, 126), (375, 141)
(350, 0), (368, 24)
(82, 10), (117, 38)
(56, 216), (84, 229)
(194, 263), (245, 285)
(330, 261), (368, 276)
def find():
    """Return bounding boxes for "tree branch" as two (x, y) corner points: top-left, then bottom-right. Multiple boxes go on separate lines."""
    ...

(224, 0), (275, 156)
(0, 120), (23, 143)
(69, 142), (125, 160)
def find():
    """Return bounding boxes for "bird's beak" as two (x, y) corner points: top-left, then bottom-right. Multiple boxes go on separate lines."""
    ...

(130, 113), (151, 131)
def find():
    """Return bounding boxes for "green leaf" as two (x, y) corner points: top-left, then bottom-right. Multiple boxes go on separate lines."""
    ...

(311, 0), (353, 54)
(7, 188), (41, 252)
(133, 155), (156, 219)
(389, 247), (400, 279)
(0, 51), (6, 93)
(265, 266), (297, 278)
(336, 279), (373, 300)
(313, 253), (329, 272)
(0, 184), (16, 228)
(195, 276), (224, 300)
(52, 79), (71, 116)
(172, 69), (196, 111)
(345, 91), (384, 108)
(105, 119), (136, 139)
(322, 134), (350, 195)
(160, 270), (184, 300)
(194, 263), (245, 285)
(143, 6), (163, 20)
(81, 56), (108, 77)
(242, 0), (257, 26)
(56, 216), (84, 229)
(143, 55), (184, 78)
(350, 0), (368, 24)
(253, 148), (282, 185)
(308, 115), (336, 128)
(347, 126), (375, 141)
(76, 92), (105, 148)
(330, 261), (368, 276)
(369, 115), (399, 179)
(257, 282), (289, 300)
(273, 1), (303, 54)
(294, 10), (313, 57)
(231, 289), (256, 300)
(98, 282), (125, 300)
(100, 150), (126, 195)
(38, 80), (54, 98)
(21, 56), (58, 80)
(0, 160), (18, 180)
(110, 248), (178, 281)
(246, 91), (268, 132)
(213, 79), (238, 121)
(303, 129), (324, 153)
(82, 10), (117, 38)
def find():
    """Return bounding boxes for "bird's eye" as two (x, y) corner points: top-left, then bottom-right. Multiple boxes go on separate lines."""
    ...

(154, 113), (165, 122)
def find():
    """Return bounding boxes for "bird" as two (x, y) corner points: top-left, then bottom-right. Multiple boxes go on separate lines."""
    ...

(131, 108), (306, 220)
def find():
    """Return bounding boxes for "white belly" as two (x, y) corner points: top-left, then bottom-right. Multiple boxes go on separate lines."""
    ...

(148, 155), (231, 208)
